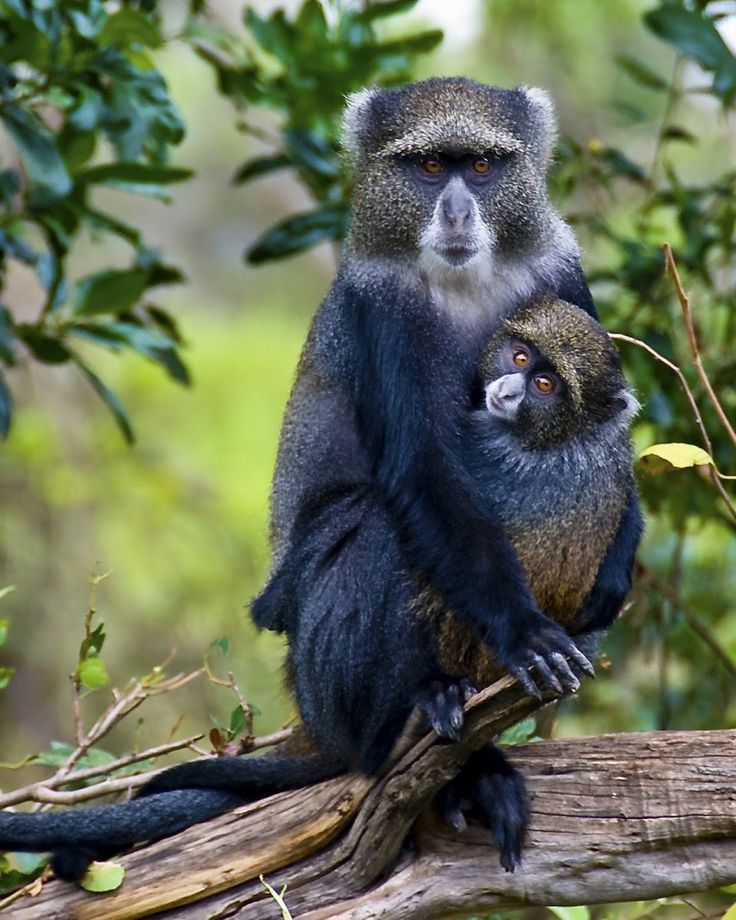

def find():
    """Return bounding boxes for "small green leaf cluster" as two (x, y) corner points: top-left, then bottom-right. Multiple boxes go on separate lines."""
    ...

(190, 0), (442, 263)
(0, 0), (191, 441)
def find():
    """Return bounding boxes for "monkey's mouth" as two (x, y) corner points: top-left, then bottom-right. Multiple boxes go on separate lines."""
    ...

(486, 393), (521, 421)
(435, 245), (479, 267)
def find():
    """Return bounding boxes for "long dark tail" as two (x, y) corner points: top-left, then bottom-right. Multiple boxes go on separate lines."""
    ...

(0, 752), (344, 881)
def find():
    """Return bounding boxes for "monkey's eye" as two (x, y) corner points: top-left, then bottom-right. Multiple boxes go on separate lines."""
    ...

(533, 374), (557, 395)
(472, 156), (492, 175)
(421, 155), (445, 175)
(512, 348), (531, 368)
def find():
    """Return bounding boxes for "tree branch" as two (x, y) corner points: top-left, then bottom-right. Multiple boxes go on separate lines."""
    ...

(3, 678), (735, 920)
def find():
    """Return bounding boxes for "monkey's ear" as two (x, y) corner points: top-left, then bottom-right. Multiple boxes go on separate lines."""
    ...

(342, 87), (381, 159)
(519, 86), (558, 165)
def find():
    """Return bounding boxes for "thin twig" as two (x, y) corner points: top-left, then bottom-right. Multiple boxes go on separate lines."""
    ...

(663, 243), (736, 450)
(647, 57), (682, 195)
(0, 734), (205, 809)
(639, 564), (736, 678)
(0, 865), (51, 910)
(32, 668), (205, 813)
(610, 332), (736, 522)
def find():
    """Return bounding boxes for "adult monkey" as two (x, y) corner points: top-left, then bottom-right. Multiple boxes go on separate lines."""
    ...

(0, 78), (641, 878)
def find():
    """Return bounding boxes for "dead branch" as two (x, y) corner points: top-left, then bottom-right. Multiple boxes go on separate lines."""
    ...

(3, 677), (735, 920)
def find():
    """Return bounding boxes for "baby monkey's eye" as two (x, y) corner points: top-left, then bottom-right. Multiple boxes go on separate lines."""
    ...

(534, 374), (557, 394)
(421, 155), (444, 175)
(512, 348), (530, 368)
(472, 156), (492, 175)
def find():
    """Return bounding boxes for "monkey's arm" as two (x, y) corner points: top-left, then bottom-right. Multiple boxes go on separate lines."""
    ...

(347, 277), (593, 698)
(570, 486), (643, 636)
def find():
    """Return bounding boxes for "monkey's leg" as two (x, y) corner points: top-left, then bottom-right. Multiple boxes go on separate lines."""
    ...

(280, 489), (474, 774)
(435, 743), (529, 873)
(570, 487), (643, 636)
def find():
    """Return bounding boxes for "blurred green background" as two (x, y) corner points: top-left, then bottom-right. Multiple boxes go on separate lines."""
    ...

(0, 0), (734, 788)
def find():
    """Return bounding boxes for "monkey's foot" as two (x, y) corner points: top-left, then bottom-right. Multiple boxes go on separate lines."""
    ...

(416, 677), (477, 742)
(436, 743), (529, 872)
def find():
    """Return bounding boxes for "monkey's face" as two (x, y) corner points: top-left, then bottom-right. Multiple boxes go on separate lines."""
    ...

(343, 78), (555, 265)
(484, 339), (575, 446)
(482, 300), (638, 451)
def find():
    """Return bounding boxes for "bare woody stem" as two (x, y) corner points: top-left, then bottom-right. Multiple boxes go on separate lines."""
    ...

(663, 243), (736, 450)
(610, 331), (736, 523)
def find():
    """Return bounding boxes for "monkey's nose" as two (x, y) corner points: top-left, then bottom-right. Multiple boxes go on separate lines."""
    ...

(497, 374), (526, 402)
(441, 187), (473, 229)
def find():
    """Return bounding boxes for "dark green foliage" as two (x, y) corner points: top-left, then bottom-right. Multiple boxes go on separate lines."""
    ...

(548, 1), (736, 527)
(0, 0), (442, 438)
(190, 0), (442, 262)
(0, 0), (189, 441)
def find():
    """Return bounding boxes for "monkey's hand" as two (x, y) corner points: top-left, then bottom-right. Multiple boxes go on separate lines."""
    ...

(415, 677), (477, 742)
(496, 615), (595, 699)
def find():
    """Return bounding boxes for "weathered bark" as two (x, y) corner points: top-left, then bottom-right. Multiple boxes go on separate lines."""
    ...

(5, 677), (736, 920)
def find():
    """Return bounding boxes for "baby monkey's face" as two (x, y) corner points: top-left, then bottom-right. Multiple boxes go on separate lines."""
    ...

(484, 339), (563, 423)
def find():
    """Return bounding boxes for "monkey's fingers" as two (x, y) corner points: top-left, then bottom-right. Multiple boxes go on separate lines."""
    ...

(547, 652), (581, 694)
(459, 677), (479, 702)
(509, 665), (544, 700)
(529, 654), (565, 696)
(416, 678), (470, 741)
(567, 644), (596, 678)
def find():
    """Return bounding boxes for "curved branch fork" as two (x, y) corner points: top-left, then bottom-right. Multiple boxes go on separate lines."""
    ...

(6, 678), (736, 919)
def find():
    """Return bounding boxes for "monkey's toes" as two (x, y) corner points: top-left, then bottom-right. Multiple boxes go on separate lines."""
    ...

(417, 677), (474, 741)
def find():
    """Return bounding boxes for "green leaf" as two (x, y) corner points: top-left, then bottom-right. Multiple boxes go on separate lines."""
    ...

(31, 741), (76, 768)
(0, 307), (14, 364)
(0, 229), (36, 268)
(232, 154), (291, 185)
(645, 5), (736, 103)
(356, 0), (421, 19)
(639, 442), (714, 475)
(285, 130), (340, 179)
(247, 207), (349, 264)
(106, 322), (190, 385)
(76, 656), (110, 691)
(0, 169), (20, 204)
(661, 126), (696, 144)
(73, 269), (149, 316)
(0, 667), (14, 690)
(72, 355), (135, 444)
(81, 622), (106, 658)
(548, 908), (591, 920)
(616, 54), (669, 91)
(144, 305), (184, 344)
(0, 618), (8, 645)
(229, 706), (247, 737)
(16, 327), (71, 364)
(209, 636), (231, 656)
(99, 10), (161, 49)
(58, 128), (96, 172)
(0, 587), (15, 604)
(0, 105), (72, 208)
(76, 163), (193, 187)
(499, 717), (538, 745)
(81, 861), (125, 893)
(296, 0), (327, 37)
(600, 148), (646, 183)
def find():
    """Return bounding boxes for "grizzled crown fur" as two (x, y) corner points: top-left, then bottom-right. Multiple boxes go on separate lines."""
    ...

(342, 77), (558, 166)
(482, 299), (637, 433)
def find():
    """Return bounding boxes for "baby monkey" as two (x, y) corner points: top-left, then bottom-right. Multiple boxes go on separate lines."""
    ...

(431, 297), (641, 712)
